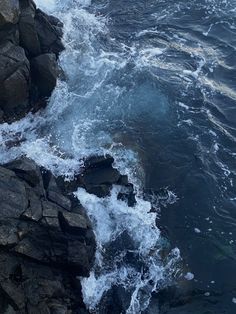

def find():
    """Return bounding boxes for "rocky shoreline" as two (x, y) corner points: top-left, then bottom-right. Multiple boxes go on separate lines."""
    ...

(0, 3), (138, 312)
(0, 158), (95, 313)
(0, 1), (95, 313)
(0, 0), (64, 123)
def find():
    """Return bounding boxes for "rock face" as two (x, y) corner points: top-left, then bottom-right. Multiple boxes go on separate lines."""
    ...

(0, 0), (20, 27)
(0, 158), (95, 313)
(0, 0), (64, 123)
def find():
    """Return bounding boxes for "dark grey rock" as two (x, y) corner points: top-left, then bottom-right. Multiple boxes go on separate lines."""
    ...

(0, 0), (20, 27)
(31, 53), (59, 97)
(0, 0), (64, 123)
(35, 9), (64, 57)
(0, 42), (30, 121)
(0, 158), (96, 312)
(19, 3), (41, 57)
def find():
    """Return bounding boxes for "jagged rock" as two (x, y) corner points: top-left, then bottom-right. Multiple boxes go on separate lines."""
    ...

(35, 9), (64, 57)
(0, 166), (28, 218)
(0, 23), (19, 45)
(0, 0), (64, 123)
(0, 42), (30, 121)
(0, 0), (20, 27)
(31, 53), (59, 97)
(0, 158), (96, 312)
(84, 154), (115, 169)
(117, 183), (136, 207)
(57, 155), (137, 203)
(6, 157), (42, 187)
(59, 211), (90, 234)
(19, 1), (41, 57)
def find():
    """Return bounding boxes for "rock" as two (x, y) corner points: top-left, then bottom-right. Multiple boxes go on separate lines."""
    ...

(19, 2), (41, 57)
(84, 154), (115, 169)
(31, 53), (59, 97)
(6, 157), (42, 187)
(0, 0), (20, 27)
(0, 42), (30, 121)
(78, 155), (121, 197)
(35, 9), (64, 57)
(81, 167), (121, 187)
(46, 176), (72, 211)
(0, 0), (64, 123)
(0, 23), (19, 45)
(0, 166), (28, 218)
(0, 158), (96, 312)
(117, 183), (136, 207)
(59, 211), (90, 235)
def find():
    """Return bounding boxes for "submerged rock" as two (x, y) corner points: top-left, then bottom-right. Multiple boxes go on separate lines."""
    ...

(57, 155), (137, 206)
(0, 0), (64, 123)
(0, 158), (96, 313)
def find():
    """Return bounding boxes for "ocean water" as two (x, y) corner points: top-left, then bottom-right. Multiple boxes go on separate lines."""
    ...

(1, 0), (236, 313)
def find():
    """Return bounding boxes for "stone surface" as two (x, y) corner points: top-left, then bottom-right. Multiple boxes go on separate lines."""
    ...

(0, 0), (20, 27)
(0, 0), (64, 123)
(64, 155), (137, 206)
(0, 158), (96, 313)
(31, 53), (59, 97)
(0, 42), (30, 121)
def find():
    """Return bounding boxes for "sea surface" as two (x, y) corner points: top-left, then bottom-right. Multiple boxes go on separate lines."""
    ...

(1, 0), (236, 313)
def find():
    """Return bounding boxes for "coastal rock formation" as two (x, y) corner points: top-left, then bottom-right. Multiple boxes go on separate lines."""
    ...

(0, 0), (64, 123)
(57, 155), (137, 206)
(0, 158), (96, 313)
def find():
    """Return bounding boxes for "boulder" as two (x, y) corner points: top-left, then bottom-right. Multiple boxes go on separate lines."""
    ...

(31, 53), (59, 97)
(0, 0), (20, 27)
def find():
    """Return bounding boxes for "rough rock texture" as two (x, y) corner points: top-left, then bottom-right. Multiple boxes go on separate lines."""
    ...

(0, 0), (20, 27)
(0, 0), (64, 123)
(31, 53), (59, 97)
(0, 158), (95, 313)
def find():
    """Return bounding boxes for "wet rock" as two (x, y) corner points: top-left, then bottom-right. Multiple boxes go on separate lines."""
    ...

(19, 2), (41, 57)
(35, 9), (64, 57)
(0, 42), (30, 121)
(0, 158), (96, 312)
(0, 0), (64, 123)
(0, 23), (19, 45)
(6, 157), (42, 187)
(117, 183), (136, 207)
(81, 167), (121, 187)
(0, 0), (20, 27)
(31, 53), (59, 97)
(59, 211), (90, 235)
(84, 154), (115, 169)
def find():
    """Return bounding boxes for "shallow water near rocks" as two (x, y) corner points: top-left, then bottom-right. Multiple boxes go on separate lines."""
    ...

(1, 0), (236, 313)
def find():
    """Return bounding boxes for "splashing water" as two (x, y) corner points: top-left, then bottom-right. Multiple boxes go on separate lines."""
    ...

(5, 0), (236, 312)
(0, 0), (182, 312)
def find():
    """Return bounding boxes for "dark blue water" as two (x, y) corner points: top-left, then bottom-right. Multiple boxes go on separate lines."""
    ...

(85, 0), (236, 312)
(1, 0), (236, 313)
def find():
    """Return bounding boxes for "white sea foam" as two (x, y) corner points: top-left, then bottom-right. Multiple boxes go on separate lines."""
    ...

(34, 0), (56, 12)
(77, 187), (180, 312)
(0, 1), (182, 312)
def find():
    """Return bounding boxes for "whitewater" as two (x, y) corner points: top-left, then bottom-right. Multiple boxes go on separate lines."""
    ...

(1, 0), (236, 313)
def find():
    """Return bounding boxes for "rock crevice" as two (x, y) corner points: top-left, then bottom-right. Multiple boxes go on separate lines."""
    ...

(0, 158), (96, 313)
